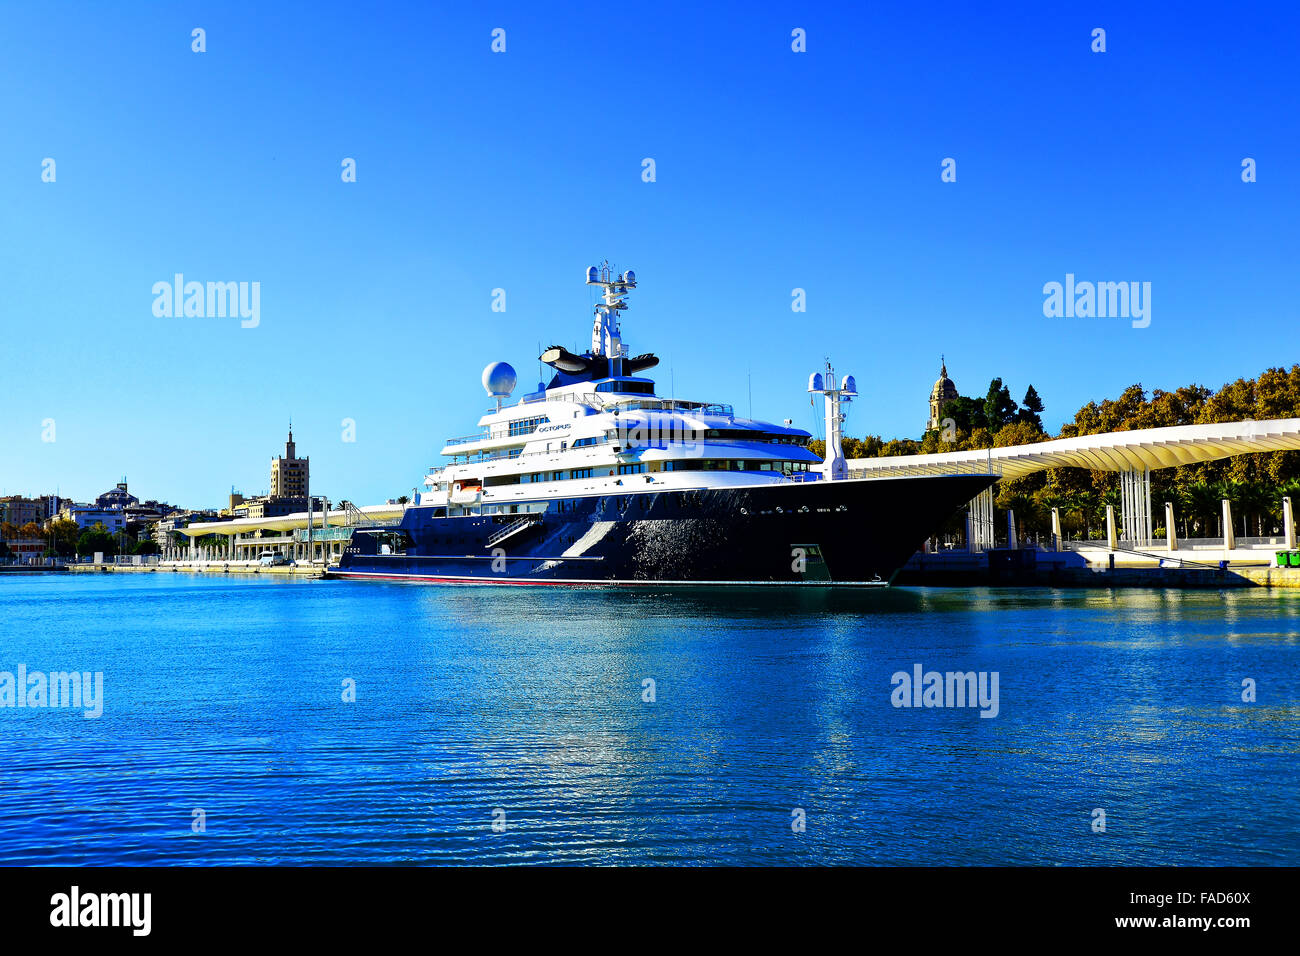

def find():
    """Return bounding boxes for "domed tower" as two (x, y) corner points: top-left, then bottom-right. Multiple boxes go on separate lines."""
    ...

(927, 358), (959, 431)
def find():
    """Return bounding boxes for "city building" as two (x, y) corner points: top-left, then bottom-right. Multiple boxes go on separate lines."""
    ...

(58, 481), (178, 532)
(1, 537), (46, 563)
(233, 495), (326, 520)
(0, 495), (44, 528)
(217, 428), (323, 521)
(153, 510), (227, 551)
(927, 358), (960, 431)
(271, 426), (309, 499)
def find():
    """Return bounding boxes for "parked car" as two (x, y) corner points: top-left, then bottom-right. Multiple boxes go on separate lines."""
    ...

(257, 550), (289, 567)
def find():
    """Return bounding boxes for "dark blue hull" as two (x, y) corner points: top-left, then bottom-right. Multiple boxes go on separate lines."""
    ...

(329, 474), (994, 586)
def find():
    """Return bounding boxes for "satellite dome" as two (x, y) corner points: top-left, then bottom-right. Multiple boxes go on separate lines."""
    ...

(482, 361), (517, 397)
(623, 269), (636, 284)
(586, 266), (599, 283)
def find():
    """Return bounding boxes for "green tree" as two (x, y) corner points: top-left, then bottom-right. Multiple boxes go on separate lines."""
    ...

(76, 523), (119, 558)
(1018, 385), (1044, 430)
(1183, 483), (1221, 537)
(983, 378), (1018, 433)
(939, 396), (987, 438)
(47, 519), (81, 558)
(1232, 480), (1276, 537)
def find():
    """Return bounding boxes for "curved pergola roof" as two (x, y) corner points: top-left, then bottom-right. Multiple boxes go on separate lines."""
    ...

(848, 418), (1300, 480)
(177, 504), (403, 537)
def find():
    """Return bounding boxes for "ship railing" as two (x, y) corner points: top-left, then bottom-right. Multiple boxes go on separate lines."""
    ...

(445, 394), (607, 447)
(512, 393), (735, 415)
(614, 399), (734, 416)
(516, 391), (603, 410)
(444, 397), (740, 449)
(448, 445), (617, 466)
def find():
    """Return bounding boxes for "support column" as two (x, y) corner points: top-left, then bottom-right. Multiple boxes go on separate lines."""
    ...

(1165, 502), (1177, 551)
(1284, 496), (1295, 550)
(1118, 468), (1153, 548)
(1222, 499), (1235, 551)
(966, 486), (995, 553)
(1106, 505), (1117, 550)
(1050, 507), (1061, 551)
(1007, 509), (1018, 550)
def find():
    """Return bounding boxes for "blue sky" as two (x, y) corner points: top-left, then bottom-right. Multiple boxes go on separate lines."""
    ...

(2, 1), (1296, 508)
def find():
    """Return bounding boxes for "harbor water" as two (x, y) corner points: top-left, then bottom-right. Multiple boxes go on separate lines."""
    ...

(0, 574), (1296, 865)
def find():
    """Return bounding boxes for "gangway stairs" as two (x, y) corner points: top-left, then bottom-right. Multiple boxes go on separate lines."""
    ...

(486, 513), (543, 548)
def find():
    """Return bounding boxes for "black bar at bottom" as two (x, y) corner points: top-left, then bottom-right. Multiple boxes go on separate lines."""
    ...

(0, 865), (1285, 943)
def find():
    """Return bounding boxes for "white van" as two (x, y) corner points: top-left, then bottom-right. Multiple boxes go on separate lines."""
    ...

(257, 550), (289, 567)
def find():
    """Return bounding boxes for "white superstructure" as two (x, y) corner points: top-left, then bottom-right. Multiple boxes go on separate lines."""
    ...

(411, 264), (822, 518)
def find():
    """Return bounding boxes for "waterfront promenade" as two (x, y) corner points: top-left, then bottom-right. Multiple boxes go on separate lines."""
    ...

(53, 551), (1300, 588)
(66, 558), (325, 578)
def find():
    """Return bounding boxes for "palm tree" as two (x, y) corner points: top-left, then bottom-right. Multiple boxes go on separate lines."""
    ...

(1183, 482), (1221, 538)
(1066, 490), (1099, 540)
(1278, 479), (1300, 528)
(1037, 490), (1067, 545)
(1235, 481), (1277, 537)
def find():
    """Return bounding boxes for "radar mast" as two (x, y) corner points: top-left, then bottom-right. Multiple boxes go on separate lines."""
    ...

(586, 261), (635, 377)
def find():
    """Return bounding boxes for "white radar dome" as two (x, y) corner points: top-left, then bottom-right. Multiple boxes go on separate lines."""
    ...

(482, 361), (517, 397)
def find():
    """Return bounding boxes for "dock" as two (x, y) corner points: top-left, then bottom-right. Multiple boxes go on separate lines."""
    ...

(896, 545), (1300, 588)
(66, 560), (326, 579)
